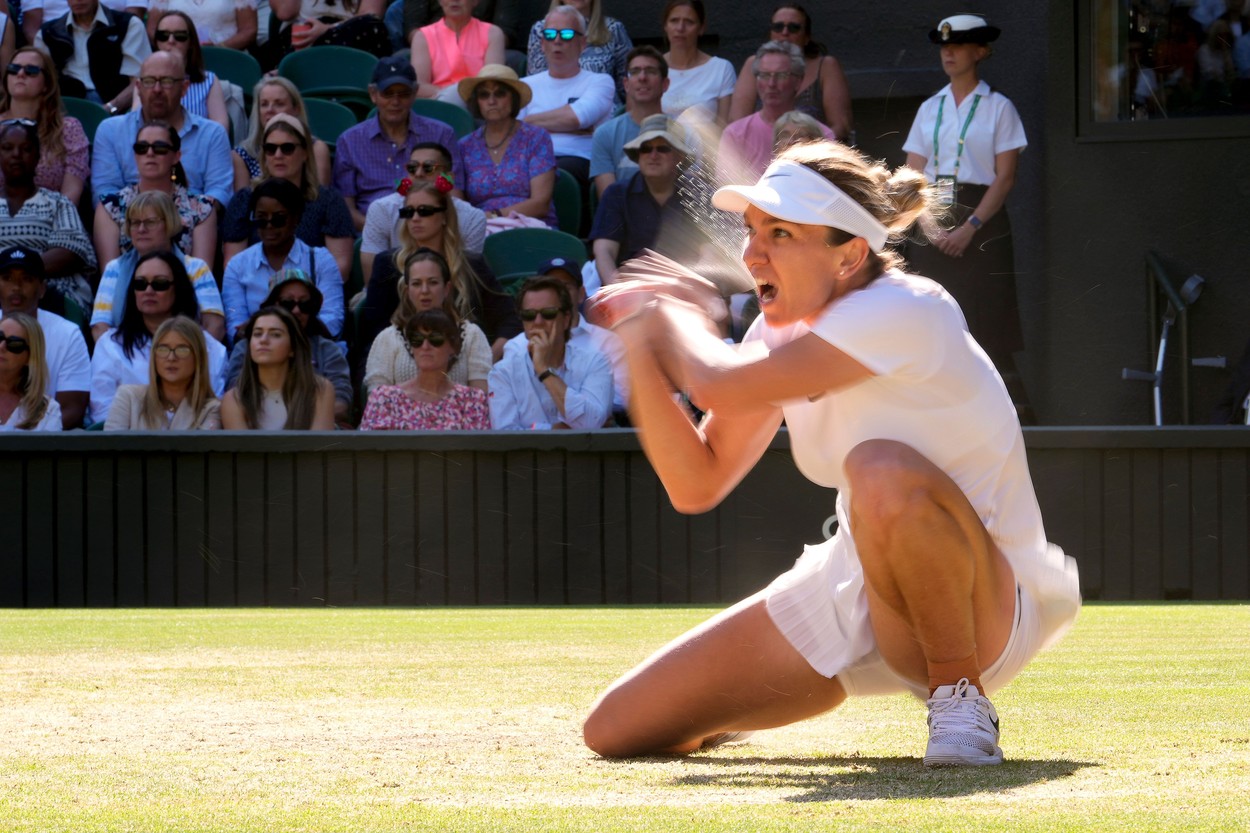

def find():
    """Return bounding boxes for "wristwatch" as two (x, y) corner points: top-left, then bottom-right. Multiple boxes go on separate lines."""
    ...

(536, 369), (554, 382)
(966, 215), (983, 231)
(107, 104), (119, 115)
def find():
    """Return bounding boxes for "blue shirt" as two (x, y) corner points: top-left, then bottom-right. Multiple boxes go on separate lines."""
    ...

(221, 239), (344, 338)
(589, 171), (705, 265)
(488, 341), (612, 430)
(91, 109), (235, 206)
(589, 112), (641, 181)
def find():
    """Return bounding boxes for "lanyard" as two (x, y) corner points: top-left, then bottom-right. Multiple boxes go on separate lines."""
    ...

(932, 93), (981, 180)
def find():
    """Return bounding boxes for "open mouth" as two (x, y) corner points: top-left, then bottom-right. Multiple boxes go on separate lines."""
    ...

(756, 281), (777, 304)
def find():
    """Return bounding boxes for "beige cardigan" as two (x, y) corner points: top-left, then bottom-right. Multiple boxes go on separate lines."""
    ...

(103, 384), (221, 430)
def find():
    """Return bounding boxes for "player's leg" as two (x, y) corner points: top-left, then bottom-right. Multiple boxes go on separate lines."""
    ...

(583, 591), (848, 758)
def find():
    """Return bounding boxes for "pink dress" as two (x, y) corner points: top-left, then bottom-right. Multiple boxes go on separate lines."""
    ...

(421, 17), (491, 87)
(0, 117), (90, 194)
(359, 383), (490, 430)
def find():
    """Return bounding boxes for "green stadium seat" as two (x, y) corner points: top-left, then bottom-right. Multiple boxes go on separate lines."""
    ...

(482, 227), (587, 293)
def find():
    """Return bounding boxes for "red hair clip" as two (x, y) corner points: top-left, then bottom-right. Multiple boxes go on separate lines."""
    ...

(435, 172), (454, 194)
(395, 177), (413, 196)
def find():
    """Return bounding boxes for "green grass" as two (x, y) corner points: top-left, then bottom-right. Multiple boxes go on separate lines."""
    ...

(1, 604), (1247, 832)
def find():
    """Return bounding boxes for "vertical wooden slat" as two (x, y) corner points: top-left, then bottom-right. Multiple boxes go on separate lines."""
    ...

(355, 451), (387, 604)
(533, 450), (566, 604)
(1080, 450), (1105, 599)
(204, 452), (237, 606)
(474, 451), (507, 605)
(265, 453), (296, 604)
(504, 450), (534, 603)
(688, 509), (720, 604)
(628, 453), (660, 604)
(657, 501), (688, 603)
(0, 456), (25, 605)
(417, 451), (448, 604)
(385, 452), (417, 604)
(175, 453), (208, 606)
(84, 456), (115, 607)
(1130, 449), (1162, 600)
(1160, 448), (1192, 599)
(1100, 450), (1133, 600)
(1218, 449), (1249, 599)
(54, 456), (85, 605)
(1029, 449), (1085, 570)
(1189, 449), (1221, 599)
(324, 452), (355, 605)
(144, 454), (176, 605)
(114, 455), (146, 605)
(24, 456), (56, 605)
(234, 453), (267, 605)
(600, 451), (630, 604)
(565, 452), (603, 604)
(293, 453), (326, 605)
(444, 450), (477, 604)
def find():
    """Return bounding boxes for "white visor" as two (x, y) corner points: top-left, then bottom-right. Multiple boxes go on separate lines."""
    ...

(712, 159), (890, 253)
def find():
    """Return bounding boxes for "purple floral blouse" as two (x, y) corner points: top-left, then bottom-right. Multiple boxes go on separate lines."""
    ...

(359, 383), (490, 431)
(458, 120), (558, 227)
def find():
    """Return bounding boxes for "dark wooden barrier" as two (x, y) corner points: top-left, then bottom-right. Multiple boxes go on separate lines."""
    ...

(2, 428), (1248, 606)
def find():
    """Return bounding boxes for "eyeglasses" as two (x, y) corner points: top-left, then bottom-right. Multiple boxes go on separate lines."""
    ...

(638, 142), (674, 155)
(542, 28), (580, 41)
(263, 141), (302, 156)
(626, 66), (662, 78)
(5, 64), (42, 77)
(128, 218), (163, 231)
(250, 212), (290, 228)
(475, 86), (511, 100)
(277, 298), (317, 314)
(0, 334), (29, 353)
(133, 140), (175, 156)
(518, 306), (566, 321)
(755, 70), (798, 83)
(770, 21), (804, 34)
(398, 204), (447, 219)
(406, 161), (443, 175)
(154, 29), (191, 43)
(153, 344), (193, 358)
(131, 277), (174, 292)
(137, 76), (185, 89)
(408, 332), (448, 348)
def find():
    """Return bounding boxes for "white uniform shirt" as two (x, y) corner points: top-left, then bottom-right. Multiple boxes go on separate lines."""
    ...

(902, 80), (1026, 186)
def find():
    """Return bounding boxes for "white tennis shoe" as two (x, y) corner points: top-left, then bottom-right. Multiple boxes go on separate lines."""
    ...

(923, 677), (1004, 767)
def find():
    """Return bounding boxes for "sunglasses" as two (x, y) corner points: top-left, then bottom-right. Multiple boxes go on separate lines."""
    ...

(542, 28), (580, 41)
(755, 71), (798, 83)
(408, 332), (448, 348)
(0, 334), (29, 353)
(398, 204), (447, 219)
(770, 21), (804, 34)
(155, 29), (191, 43)
(518, 306), (565, 322)
(638, 142), (673, 155)
(154, 344), (193, 358)
(406, 161), (443, 175)
(250, 212), (290, 228)
(277, 298), (317, 314)
(131, 277), (174, 292)
(133, 140), (175, 156)
(263, 141), (302, 156)
(6, 63), (42, 77)
(475, 86), (511, 100)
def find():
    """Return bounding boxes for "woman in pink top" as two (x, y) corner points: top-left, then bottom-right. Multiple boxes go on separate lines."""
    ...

(409, 0), (505, 102)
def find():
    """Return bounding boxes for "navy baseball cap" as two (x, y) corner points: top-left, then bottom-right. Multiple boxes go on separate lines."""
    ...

(0, 245), (46, 278)
(537, 256), (583, 286)
(372, 56), (417, 91)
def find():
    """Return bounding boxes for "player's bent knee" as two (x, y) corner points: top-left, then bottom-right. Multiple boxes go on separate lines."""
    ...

(845, 440), (940, 527)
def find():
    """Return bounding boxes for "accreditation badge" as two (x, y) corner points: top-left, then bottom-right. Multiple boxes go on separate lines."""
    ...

(935, 175), (957, 208)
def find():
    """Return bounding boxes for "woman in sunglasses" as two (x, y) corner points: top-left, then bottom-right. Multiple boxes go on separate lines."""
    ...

(364, 248), (490, 396)
(728, 3), (852, 140)
(222, 113), (353, 283)
(221, 177), (344, 342)
(0, 47), (89, 206)
(234, 78), (332, 190)
(89, 250), (226, 425)
(456, 65), (557, 227)
(104, 315), (221, 430)
(90, 190), (226, 345)
(0, 119), (96, 319)
(224, 268), (352, 426)
(526, 0), (632, 99)
(147, 11), (229, 133)
(360, 307), (489, 430)
(0, 312), (61, 432)
(220, 305), (336, 430)
(94, 121), (217, 272)
(358, 181), (519, 370)
(147, 0), (258, 53)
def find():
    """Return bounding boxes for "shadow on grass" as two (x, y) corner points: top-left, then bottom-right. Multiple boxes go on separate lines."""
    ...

(659, 755), (1096, 801)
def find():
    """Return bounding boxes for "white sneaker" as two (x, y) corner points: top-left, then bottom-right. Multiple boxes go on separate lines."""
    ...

(923, 677), (1003, 767)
